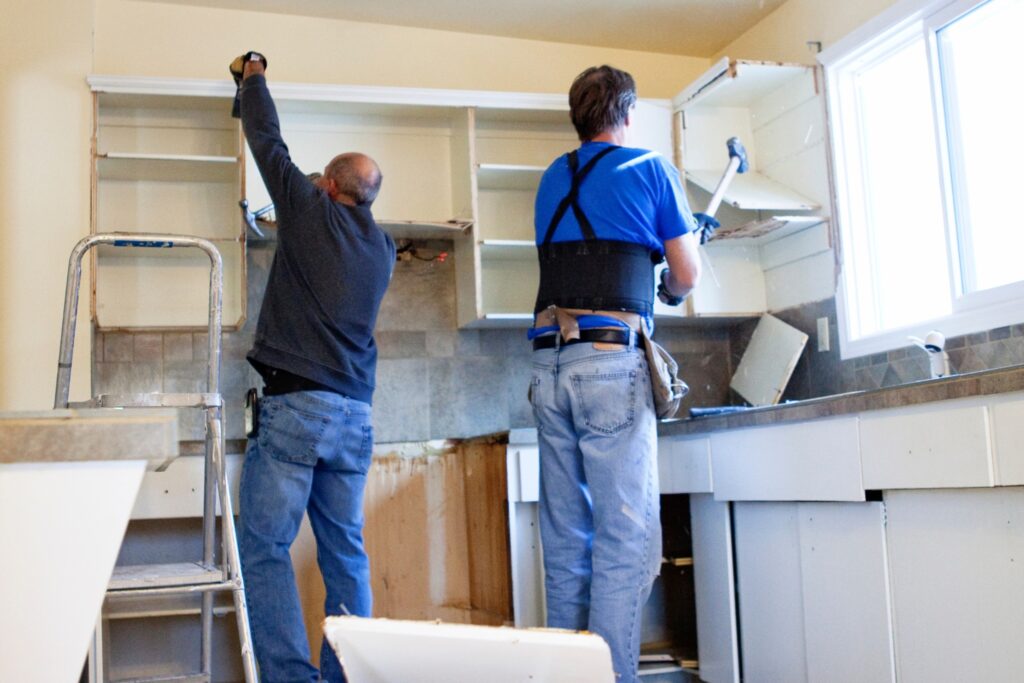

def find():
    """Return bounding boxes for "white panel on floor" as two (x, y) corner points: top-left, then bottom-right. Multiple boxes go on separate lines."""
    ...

(324, 616), (615, 683)
(860, 402), (992, 489)
(659, 435), (712, 494)
(992, 397), (1024, 485)
(885, 488), (1024, 683)
(690, 494), (739, 683)
(733, 502), (807, 683)
(711, 417), (863, 501)
(1, 461), (146, 683)
(798, 503), (895, 683)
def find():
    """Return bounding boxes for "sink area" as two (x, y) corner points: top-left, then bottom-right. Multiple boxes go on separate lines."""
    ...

(664, 364), (1024, 436)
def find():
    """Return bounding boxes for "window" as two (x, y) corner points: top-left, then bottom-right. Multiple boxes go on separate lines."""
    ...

(821, 0), (1024, 358)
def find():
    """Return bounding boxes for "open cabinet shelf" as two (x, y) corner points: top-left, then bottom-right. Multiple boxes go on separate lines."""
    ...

(98, 154), (239, 182)
(90, 85), (246, 330)
(685, 169), (819, 212)
(477, 164), (546, 190)
(674, 57), (832, 317)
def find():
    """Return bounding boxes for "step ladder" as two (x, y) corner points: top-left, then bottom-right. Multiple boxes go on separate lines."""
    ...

(54, 233), (258, 683)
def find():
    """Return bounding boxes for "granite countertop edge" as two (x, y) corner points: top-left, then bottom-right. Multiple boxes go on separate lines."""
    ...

(659, 365), (1024, 437)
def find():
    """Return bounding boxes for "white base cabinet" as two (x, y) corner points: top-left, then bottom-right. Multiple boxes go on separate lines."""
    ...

(885, 488), (1024, 683)
(733, 501), (895, 683)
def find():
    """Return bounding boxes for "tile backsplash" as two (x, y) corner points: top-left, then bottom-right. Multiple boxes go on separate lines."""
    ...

(92, 239), (1023, 440)
(730, 298), (1024, 403)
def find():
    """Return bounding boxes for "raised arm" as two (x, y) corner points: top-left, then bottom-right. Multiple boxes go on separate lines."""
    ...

(238, 55), (317, 218)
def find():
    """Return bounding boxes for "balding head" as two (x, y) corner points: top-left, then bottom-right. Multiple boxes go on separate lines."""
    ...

(321, 152), (383, 206)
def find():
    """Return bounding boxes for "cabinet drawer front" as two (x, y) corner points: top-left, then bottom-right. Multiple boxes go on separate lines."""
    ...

(993, 397), (1024, 485)
(659, 436), (712, 493)
(710, 418), (863, 501)
(860, 404), (992, 489)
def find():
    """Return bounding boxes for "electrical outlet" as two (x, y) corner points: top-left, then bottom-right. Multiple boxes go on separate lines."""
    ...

(817, 317), (830, 352)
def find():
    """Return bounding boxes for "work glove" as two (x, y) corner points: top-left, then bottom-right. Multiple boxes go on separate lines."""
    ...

(657, 269), (684, 307)
(694, 212), (720, 245)
(229, 51), (268, 118)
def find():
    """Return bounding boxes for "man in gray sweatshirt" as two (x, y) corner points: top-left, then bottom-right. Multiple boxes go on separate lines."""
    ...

(235, 52), (395, 683)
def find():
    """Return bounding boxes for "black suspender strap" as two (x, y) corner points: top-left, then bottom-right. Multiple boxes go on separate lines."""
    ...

(541, 145), (621, 245)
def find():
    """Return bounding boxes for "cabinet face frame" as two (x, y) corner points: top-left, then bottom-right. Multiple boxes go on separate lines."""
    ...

(89, 89), (247, 331)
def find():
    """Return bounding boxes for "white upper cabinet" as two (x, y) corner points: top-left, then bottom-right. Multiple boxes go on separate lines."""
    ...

(90, 85), (246, 329)
(673, 59), (836, 317)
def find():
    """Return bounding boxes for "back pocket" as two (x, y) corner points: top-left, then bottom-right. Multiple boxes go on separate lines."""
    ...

(259, 398), (329, 466)
(571, 369), (638, 435)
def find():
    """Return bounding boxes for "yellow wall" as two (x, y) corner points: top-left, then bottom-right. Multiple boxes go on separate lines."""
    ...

(0, 1), (94, 409)
(94, 0), (708, 98)
(714, 0), (902, 63)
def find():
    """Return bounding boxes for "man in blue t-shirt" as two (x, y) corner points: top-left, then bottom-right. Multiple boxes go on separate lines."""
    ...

(530, 65), (701, 683)
(235, 53), (395, 683)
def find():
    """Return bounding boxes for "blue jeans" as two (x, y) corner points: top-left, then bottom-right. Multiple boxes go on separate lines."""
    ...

(530, 343), (661, 683)
(239, 390), (374, 683)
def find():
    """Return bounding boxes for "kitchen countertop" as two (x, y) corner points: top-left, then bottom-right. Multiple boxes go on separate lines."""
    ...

(0, 408), (179, 469)
(660, 364), (1024, 436)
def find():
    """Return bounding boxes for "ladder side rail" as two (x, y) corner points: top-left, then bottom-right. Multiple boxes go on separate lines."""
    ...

(53, 233), (226, 407)
(54, 235), (101, 408)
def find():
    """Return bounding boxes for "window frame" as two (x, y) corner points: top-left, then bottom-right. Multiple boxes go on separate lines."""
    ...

(820, 0), (1024, 359)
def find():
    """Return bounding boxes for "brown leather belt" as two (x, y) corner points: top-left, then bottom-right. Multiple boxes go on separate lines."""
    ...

(532, 328), (638, 350)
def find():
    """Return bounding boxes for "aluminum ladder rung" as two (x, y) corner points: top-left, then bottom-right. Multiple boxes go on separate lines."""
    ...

(69, 392), (224, 409)
(109, 562), (225, 591)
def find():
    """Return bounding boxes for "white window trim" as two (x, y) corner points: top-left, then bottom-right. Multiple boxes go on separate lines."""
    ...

(820, 0), (1023, 360)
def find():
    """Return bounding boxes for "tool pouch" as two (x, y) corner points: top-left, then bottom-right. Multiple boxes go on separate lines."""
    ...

(640, 319), (688, 419)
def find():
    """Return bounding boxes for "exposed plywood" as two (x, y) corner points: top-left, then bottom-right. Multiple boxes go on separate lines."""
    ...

(461, 440), (513, 625)
(293, 439), (512, 668)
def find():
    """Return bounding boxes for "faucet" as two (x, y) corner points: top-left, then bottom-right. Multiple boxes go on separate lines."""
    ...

(908, 330), (952, 379)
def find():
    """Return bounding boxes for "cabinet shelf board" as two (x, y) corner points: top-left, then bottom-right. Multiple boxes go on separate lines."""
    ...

(480, 240), (535, 260)
(247, 219), (471, 242)
(477, 164), (546, 190)
(712, 215), (827, 243)
(98, 153), (239, 182)
(674, 58), (812, 111)
(382, 219), (473, 240)
(686, 169), (819, 212)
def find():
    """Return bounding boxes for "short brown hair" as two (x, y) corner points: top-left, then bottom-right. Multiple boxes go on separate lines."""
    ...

(568, 65), (637, 141)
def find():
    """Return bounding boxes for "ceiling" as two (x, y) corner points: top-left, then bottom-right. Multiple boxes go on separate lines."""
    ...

(153, 0), (787, 57)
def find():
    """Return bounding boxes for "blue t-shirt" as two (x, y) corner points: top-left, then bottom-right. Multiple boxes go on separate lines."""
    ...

(534, 141), (697, 253)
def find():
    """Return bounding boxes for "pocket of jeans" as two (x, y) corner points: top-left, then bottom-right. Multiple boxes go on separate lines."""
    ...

(258, 397), (328, 466)
(571, 369), (637, 435)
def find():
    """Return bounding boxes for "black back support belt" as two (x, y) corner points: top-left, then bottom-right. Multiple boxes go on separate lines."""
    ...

(535, 146), (661, 317)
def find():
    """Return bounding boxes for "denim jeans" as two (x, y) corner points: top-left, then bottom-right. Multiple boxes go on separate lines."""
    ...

(239, 390), (374, 683)
(530, 342), (661, 683)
